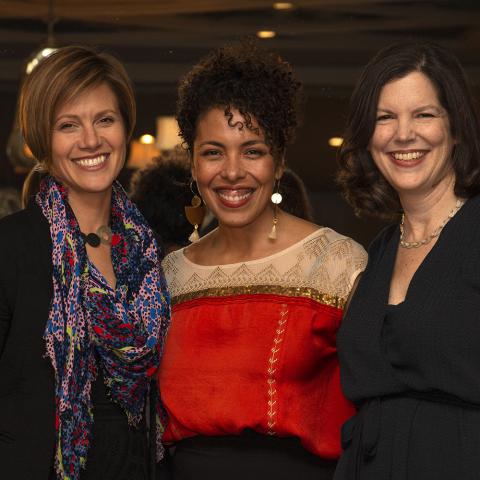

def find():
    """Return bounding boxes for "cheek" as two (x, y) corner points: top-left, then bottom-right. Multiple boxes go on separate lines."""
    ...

(50, 137), (67, 171)
(370, 128), (388, 152)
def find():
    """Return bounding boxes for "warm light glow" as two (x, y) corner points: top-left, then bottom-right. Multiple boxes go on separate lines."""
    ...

(23, 143), (33, 158)
(273, 2), (294, 10)
(26, 47), (57, 74)
(257, 30), (276, 39)
(139, 134), (155, 145)
(156, 116), (181, 150)
(127, 140), (161, 169)
(328, 137), (344, 147)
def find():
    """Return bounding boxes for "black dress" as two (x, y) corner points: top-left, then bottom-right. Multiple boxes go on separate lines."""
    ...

(79, 372), (150, 480)
(335, 195), (480, 480)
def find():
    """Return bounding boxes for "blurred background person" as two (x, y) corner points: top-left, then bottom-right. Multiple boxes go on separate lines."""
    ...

(158, 39), (367, 480)
(335, 42), (480, 479)
(0, 46), (170, 480)
(130, 147), (192, 254)
(279, 167), (315, 222)
(0, 187), (21, 219)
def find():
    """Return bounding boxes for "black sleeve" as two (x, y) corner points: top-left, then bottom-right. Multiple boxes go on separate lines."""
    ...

(0, 215), (19, 357)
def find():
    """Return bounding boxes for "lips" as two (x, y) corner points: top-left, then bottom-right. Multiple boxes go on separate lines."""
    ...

(215, 187), (254, 208)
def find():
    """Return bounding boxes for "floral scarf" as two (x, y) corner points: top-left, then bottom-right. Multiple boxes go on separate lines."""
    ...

(36, 176), (170, 480)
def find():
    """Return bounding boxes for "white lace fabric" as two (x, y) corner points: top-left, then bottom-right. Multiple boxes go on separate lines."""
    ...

(162, 228), (367, 308)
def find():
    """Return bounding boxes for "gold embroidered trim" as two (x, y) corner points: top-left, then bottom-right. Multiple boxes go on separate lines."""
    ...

(266, 305), (288, 435)
(171, 285), (346, 308)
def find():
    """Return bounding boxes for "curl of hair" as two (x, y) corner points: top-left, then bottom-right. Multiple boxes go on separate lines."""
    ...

(337, 41), (480, 221)
(176, 38), (303, 162)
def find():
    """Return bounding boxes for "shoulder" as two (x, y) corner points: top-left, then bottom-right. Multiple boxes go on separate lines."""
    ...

(0, 202), (50, 262)
(300, 227), (367, 299)
(308, 227), (367, 265)
(0, 207), (34, 250)
(161, 248), (186, 285)
(457, 194), (480, 228)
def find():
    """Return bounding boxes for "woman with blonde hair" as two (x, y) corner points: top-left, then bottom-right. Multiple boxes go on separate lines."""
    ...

(0, 46), (169, 480)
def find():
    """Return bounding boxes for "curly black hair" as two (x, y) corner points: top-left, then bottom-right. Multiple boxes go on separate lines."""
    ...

(129, 150), (192, 253)
(176, 38), (303, 162)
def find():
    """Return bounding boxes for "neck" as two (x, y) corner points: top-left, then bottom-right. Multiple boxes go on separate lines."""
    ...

(67, 188), (113, 233)
(399, 175), (460, 239)
(213, 206), (279, 261)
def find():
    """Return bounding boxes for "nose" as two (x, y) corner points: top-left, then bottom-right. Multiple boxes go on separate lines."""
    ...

(79, 125), (101, 150)
(395, 117), (416, 143)
(221, 152), (246, 181)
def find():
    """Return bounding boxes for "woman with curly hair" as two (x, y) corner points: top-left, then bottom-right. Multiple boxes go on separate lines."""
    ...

(335, 42), (480, 479)
(158, 39), (367, 479)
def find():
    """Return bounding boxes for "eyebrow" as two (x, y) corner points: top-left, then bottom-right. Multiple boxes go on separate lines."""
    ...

(197, 139), (267, 148)
(55, 109), (118, 122)
(376, 104), (443, 114)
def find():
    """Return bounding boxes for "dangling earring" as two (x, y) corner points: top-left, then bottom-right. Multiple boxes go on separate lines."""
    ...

(268, 179), (283, 240)
(185, 179), (206, 243)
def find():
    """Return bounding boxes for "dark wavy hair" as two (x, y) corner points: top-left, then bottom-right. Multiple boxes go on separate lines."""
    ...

(337, 41), (480, 220)
(176, 38), (303, 163)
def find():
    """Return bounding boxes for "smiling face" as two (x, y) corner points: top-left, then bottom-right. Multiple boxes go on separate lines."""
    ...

(192, 107), (282, 230)
(51, 83), (126, 202)
(369, 71), (455, 198)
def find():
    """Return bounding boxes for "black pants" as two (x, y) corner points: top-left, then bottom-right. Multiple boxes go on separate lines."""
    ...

(168, 431), (337, 480)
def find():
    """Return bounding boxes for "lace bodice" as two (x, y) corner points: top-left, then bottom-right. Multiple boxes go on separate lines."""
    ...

(162, 228), (367, 308)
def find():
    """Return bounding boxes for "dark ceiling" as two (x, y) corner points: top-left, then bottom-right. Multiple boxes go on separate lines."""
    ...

(2, 1), (480, 85)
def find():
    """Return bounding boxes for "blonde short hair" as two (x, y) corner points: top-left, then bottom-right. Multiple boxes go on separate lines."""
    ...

(20, 45), (136, 204)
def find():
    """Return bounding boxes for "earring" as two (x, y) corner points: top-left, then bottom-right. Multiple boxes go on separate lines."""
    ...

(268, 180), (283, 240)
(185, 179), (206, 243)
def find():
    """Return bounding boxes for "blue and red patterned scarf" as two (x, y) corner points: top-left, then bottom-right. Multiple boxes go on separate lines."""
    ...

(36, 176), (170, 480)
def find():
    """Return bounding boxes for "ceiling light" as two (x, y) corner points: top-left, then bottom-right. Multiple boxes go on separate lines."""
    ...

(328, 137), (344, 147)
(26, 47), (57, 74)
(139, 134), (155, 145)
(257, 30), (276, 39)
(273, 2), (294, 10)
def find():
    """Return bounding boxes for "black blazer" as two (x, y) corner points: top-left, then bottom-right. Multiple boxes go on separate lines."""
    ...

(0, 201), (55, 479)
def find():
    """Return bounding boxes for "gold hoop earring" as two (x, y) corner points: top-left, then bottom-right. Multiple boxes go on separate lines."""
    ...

(185, 179), (206, 243)
(268, 180), (282, 240)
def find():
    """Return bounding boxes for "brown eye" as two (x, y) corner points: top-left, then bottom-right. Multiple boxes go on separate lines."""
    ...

(376, 114), (393, 122)
(59, 122), (75, 131)
(99, 116), (114, 125)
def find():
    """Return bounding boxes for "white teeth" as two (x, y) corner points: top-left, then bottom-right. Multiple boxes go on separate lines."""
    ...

(76, 154), (107, 167)
(392, 151), (424, 161)
(218, 191), (252, 202)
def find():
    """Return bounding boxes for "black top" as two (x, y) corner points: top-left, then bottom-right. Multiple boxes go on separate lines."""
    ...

(334, 195), (480, 480)
(0, 202), (151, 480)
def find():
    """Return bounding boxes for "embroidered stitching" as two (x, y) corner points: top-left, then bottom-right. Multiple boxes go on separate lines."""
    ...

(266, 305), (288, 435)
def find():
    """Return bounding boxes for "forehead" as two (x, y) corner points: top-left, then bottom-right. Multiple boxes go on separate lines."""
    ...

(378, 71), (441, 109)
(55, 83), (119, 116)
(195, 107), (264, 142)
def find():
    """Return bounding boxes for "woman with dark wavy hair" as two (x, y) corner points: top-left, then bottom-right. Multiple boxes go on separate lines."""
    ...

(335, 42), (480, 479)
(158, 39), (367, 479)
